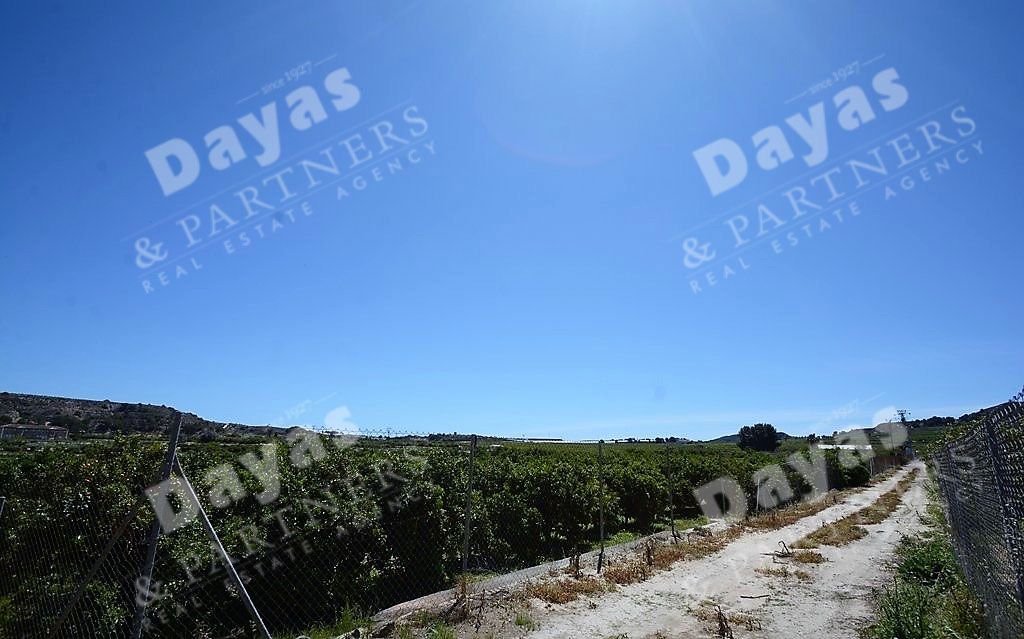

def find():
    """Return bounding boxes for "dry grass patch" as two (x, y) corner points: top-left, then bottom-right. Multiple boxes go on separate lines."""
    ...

(851, 471), (919, 525)
(650, 527), (742, 570)
(793, 469), (919, 549)
(853, 496), (900, 525)
(794, 518), (868, 548)
(754, 565), (813, 582)
(527, 527), (745, 606)
(526, 575), (607, 604)
(747, 466), (915, 533)
(602, 558), (652, 585)
(590, 527), (747, 594)
(745, 490), (848, 531)
(791, 550), (826, 564)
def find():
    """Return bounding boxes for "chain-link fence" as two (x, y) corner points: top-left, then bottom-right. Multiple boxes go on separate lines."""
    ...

(933, 395), (1024, 639)
(0, 424), (905, 638)
(0, 439), (158, 637)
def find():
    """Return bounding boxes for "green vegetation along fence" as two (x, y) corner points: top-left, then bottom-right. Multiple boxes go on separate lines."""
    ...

(933, 392), (1024, 639)
(0, 424), (897, 638)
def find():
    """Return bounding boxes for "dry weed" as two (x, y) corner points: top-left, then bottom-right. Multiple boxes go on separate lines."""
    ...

(754, 564), (814, 582)
(794, 518), (868, 548)
(693, 603), (759, 634)
(602, 558), (652, 585)
(791, 550), (825, 564)
(745, 490), (849, 531)
(525, 575), (607, 604)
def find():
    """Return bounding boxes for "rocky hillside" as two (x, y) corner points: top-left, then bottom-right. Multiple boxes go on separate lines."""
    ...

(0, 392), (269, 438)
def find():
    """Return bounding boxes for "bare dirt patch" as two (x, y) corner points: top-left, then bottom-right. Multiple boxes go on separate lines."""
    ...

(456, 463), (927, 639)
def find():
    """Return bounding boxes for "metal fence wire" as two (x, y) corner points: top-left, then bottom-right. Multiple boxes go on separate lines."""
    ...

(0, 426), (906, 639)
(0, 447), (156, 638)
(933, 396), (1024, 639)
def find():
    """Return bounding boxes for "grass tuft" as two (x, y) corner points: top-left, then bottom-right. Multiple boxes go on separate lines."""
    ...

(514, 611), (537, 630)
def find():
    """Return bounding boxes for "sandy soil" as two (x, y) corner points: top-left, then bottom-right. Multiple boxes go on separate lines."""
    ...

(460, 462), (927, 639)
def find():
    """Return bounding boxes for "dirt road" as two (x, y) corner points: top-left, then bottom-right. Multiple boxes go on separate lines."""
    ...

(513, 462), (927, 639)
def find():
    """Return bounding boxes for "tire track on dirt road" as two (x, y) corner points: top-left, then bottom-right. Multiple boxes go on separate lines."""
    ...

(525, 462), (927, 639)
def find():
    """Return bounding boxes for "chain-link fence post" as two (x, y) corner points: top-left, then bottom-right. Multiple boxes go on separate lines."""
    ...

(46, 419), (186, 639)
(665, 444), (677, 540)
(461, 434), (478, 573)
(597, 440), (606, 574)
(754, 472), (761, 516)
(986, 411), (1024, 621)
(131, 413), (183, 638)
(171, 457), (272, 639)
(49, 499), (149, 636)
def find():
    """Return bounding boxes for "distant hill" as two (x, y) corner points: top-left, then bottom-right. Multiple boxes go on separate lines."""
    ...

(2, 391), (1013, 447)
(0, 392), (269, 438)
(701, 403), (1015, 447)
(900, 404), (1005, 432)
(832, 403), (1013, 453)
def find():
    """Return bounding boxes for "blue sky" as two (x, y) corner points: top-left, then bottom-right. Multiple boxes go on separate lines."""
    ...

(1, 1), (1021, 439)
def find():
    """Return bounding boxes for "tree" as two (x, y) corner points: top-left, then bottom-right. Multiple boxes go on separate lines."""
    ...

(739, 423), (779, 451)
